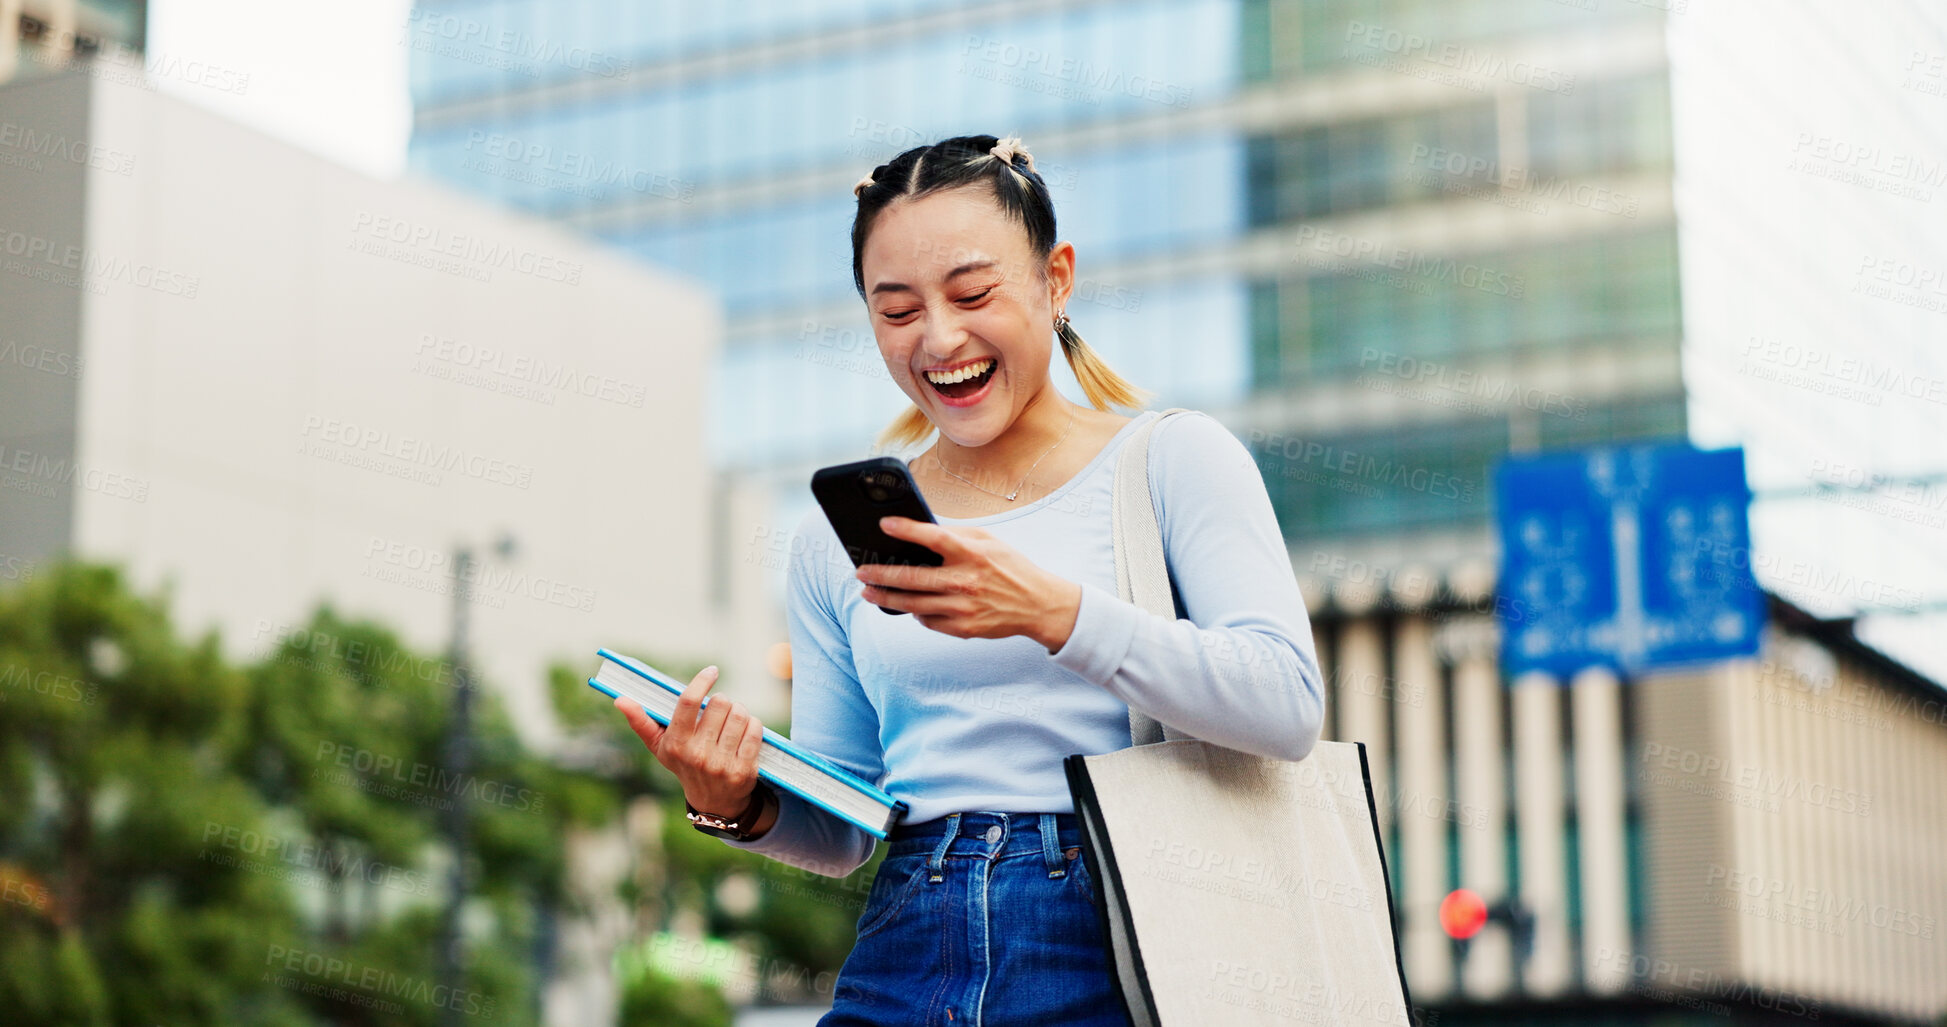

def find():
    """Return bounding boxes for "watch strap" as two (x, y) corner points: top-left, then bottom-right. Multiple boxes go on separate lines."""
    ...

(686, 784), (770, 839)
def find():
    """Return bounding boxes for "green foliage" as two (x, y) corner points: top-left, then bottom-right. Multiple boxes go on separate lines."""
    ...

(0, 562), (564, 1025)
(545, 660), (672, 828)
(616, 964), (732, 1027)
(0, 561), (877, 1024)
(0, 562), (310, 1025)
(655, 791), (881, 1002)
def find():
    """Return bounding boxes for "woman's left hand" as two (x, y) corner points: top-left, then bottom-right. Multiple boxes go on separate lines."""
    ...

(857, 516), (1082, 652)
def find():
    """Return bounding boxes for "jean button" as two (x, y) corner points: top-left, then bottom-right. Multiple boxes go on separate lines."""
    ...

(984, 825), (1002, 843)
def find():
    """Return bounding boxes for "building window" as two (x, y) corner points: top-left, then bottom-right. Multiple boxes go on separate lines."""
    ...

(1245, 395), (1687, 540)
(1244, 0), (1665, 81)
(1244, 74), (1670, 226)
(1249, 226), (1683, 388)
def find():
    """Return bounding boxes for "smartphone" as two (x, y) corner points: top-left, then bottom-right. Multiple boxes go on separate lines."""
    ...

(812, 457), (942, 616)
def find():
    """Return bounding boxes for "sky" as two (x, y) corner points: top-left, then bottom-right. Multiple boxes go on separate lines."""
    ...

(147, 0), (411, 179)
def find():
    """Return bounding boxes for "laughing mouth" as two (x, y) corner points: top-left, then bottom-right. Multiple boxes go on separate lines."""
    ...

(924, 357), (997, 399)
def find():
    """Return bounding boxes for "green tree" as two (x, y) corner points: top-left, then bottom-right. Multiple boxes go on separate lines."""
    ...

(0, 559), (883, 1025)
(0, 561), (586, 1026)
(0, 562), (311, 1026)
(240, 601), (567, 1025)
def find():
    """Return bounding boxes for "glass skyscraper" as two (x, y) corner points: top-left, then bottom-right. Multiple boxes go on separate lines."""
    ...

(406, 0), (1686, 554)
(1238, 0), (1682, 544)
(408, 0), (1243, 472)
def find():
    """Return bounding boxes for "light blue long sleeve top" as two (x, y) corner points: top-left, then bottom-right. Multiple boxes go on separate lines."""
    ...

(723, 408), (1326, 877)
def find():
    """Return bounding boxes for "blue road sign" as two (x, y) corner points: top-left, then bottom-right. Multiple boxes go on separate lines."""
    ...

(1496, 444), (1764, 678)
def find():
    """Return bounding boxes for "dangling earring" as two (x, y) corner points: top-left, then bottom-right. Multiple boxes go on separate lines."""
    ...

(1054, 310), (1075, 350)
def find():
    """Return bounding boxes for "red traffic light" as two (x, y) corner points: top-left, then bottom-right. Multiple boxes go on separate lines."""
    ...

(1441, 888), (1488, 940)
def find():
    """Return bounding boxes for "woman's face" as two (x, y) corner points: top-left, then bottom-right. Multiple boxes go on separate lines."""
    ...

(860, 186), (1073, 448)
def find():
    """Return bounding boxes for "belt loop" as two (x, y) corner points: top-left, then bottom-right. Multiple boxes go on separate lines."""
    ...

(1039, 813), (1065, 878)
(927, 813), (961, 882)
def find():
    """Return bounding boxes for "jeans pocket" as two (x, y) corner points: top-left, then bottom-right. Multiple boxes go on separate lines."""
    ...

(854, 853), (927, 942)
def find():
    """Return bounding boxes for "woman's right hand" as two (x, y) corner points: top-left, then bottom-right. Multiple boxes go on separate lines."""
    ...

(614, 665), (766, 819)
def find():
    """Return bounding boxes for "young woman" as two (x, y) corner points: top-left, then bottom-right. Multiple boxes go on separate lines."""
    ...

(616, 134), (1326, 1025)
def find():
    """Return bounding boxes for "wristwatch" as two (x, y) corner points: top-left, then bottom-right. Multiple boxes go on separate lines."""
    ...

(686, 784), (772, 841)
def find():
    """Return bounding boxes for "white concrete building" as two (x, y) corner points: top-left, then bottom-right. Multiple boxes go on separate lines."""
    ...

(1303, 574), (1947, 1024)
(1, 66), (786, 1025)
(0, 67), (739, 748)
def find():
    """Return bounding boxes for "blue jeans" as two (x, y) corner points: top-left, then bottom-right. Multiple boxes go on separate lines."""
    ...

(819, 810), (1131, 1027)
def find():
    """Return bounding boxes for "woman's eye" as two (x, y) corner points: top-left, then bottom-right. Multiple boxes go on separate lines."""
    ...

(879, 290), (988, 321)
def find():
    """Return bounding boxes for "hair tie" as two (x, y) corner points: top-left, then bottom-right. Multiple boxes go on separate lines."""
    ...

(989, 136), (1037, 175)
(853, 173), (876, 199)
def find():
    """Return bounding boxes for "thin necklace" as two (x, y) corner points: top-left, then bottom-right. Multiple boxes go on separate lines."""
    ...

(934, 407), (1079, 502)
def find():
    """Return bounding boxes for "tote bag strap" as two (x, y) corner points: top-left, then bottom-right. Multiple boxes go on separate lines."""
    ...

(1111, 407), (1193, 747)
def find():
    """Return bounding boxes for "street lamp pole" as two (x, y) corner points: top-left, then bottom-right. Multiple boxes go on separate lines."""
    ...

(438, 544), (475, 1027)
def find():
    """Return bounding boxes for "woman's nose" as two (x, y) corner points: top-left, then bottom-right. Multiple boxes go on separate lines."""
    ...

(919, 305), (973, 351)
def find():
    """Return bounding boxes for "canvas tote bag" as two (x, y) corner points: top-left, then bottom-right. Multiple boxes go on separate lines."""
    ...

(1062, 407), (1415, 1027)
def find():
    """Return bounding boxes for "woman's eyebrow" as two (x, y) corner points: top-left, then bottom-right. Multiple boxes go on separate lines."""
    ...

(869, 260), (999, 296)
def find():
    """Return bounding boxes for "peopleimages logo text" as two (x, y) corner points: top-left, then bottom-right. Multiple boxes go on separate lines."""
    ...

(315, 741), (543, 813)
(348, 212), (582, 285)
(462, 132), (691, 201)
(404, 9), (632, 79)
(0, 227), (199, 297)
(0, 121), (137, 174)
(298, 416), (535, 489)
(960, 35), (1193, 108)
(413, 333), (648, 407)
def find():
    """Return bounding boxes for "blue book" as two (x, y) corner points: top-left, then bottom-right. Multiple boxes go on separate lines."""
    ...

(588, 648), (907, 838)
